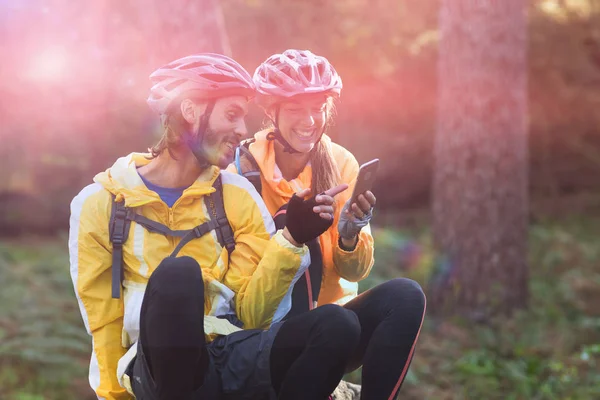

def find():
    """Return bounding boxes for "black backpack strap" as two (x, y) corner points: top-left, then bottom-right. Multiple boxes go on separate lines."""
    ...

(234, 139), (262, 195)
(205, 174), (235, 255)
(168, 219), (220, 258)
(170, 175), (235, 257)
(128, 213), (196, 238)
(109, 196), (131, 299)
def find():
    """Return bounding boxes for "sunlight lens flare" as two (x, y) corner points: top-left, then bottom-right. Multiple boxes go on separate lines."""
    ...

(27, 48), (68, 83)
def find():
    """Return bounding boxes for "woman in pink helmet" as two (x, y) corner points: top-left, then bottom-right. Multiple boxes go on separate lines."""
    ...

(228, 49), (426, 399)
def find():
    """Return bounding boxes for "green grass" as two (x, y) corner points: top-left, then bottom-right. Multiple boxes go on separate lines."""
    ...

(0, 236), (93, 400)
(2, 216), (600, 399)
(347, 216), (600, 399)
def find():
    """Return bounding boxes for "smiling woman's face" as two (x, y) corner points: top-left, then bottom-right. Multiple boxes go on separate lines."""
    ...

(274, 94), (329, 154)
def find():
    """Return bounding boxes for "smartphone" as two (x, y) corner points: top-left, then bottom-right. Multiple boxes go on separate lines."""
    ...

(350, 159), (380, 205)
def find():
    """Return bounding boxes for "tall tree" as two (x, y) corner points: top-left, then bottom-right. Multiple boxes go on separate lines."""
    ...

(432, 0), (529, 318)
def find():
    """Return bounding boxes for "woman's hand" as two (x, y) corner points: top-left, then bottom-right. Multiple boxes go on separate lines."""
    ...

(338, 190), (376, 247)
(303, 184), (349, 221)
(349, 191), (376, 219)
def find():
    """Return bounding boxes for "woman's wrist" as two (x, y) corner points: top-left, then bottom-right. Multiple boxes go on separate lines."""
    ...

(339, 235), (359, 251)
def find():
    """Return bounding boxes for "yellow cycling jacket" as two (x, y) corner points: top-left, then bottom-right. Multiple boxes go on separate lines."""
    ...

(227, 130), (375, 310)
(69, 153), (309, 400)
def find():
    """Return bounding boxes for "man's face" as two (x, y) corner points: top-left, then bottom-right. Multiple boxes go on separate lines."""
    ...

(196, 96), (249, 168)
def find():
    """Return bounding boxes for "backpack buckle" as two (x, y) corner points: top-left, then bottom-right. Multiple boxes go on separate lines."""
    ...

(225, 240), (235, 253)
(217, 216), (229, 227)
(111, 227), (125, 245)
(111, 207), (129, 245)
(114, 208), (127, 220)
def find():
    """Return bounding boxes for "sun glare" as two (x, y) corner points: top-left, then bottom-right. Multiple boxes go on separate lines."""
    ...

(537, 0), (593, 22)
(27, 48), (68, 83)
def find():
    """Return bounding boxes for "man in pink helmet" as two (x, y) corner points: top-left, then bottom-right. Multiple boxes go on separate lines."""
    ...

(69, 53), (355, 400)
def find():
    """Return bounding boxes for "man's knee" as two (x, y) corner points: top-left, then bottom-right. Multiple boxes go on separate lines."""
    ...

(147, 256), (204, 300)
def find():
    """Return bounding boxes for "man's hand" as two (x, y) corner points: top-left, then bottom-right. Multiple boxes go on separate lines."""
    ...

(283, 184), (349, 246)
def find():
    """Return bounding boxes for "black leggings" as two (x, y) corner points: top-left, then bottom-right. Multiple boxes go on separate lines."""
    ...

(344, 278), (426, 399)
(138, 256), (209, 399)
(139, 257), (359, 400)
(140, 258), (425, 400)
(270, 278), (426, 400)
(269, 304), (361, 399)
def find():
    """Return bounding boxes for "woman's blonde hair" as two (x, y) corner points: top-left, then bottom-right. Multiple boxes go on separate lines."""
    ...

(309, 97), (342, 197)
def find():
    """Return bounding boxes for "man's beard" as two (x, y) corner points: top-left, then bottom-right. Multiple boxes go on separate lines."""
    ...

(200, 127), (240, 168)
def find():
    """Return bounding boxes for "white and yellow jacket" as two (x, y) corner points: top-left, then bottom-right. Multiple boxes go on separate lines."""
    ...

(69, 153), (309, 400)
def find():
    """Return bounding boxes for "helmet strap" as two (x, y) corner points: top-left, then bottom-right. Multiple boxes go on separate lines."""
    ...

(185, 99), (216, 168)
(266, 104), (301, 154)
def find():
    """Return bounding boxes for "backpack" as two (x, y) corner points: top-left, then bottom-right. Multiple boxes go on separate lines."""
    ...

(108, 174), (235, 299)
(234, 139), (323, 317)
(234, 138), (262, 194)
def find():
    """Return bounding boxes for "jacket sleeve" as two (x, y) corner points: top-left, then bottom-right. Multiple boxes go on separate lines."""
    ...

(69, 184), (131, 400)
(330, 153), (376, 282)
(221, 180), (309, 330)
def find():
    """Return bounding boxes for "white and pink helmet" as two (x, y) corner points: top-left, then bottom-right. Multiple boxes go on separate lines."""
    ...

(147, 53), (255, 114)
(253, 49), (343, 103)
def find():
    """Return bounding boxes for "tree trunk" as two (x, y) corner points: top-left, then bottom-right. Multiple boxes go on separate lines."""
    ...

(432, 0), (529, 318)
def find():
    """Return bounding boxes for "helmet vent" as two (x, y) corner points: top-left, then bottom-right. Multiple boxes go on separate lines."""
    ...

(179, 61), (209, 70)
(164, 78), (187, 91)
(203, 73), (239, 83)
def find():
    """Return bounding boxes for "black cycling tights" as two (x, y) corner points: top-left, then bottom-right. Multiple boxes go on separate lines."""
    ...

(270, 304), (362, 399)
(140, 257), (360, 400)
(140, 257), (425, 400)
(271, 278), (426, 400)
(139, 256), (209, 399)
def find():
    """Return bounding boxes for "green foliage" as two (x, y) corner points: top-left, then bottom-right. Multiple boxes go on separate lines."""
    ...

(0, 237), (92, 400)
(347, 215), (600, 399)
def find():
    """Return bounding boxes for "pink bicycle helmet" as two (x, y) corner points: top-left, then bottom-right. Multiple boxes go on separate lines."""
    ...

(147, 53), (255, 114)
(253, 49), (343, 102)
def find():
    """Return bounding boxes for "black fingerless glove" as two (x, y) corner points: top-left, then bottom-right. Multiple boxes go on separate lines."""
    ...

(285, 193), (333, 244)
